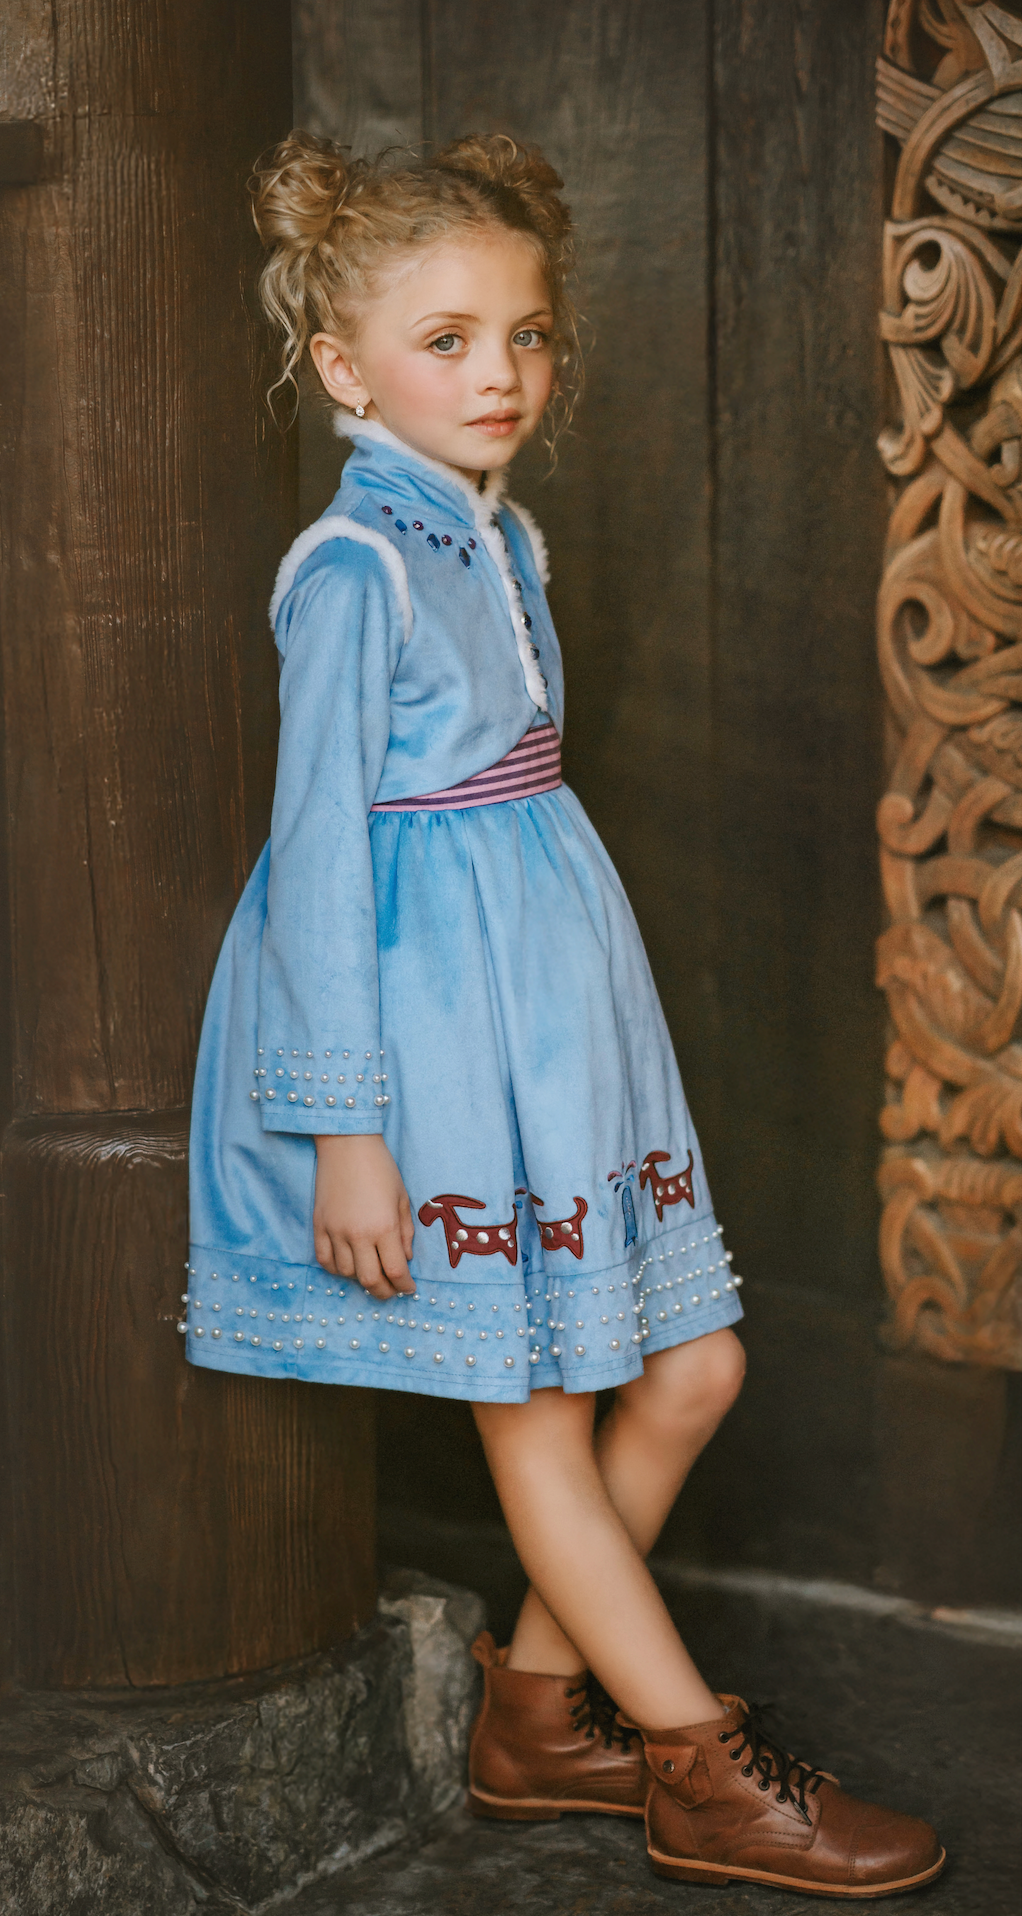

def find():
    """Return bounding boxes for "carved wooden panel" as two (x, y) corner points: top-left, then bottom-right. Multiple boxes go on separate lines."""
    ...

(875, 0), (1022, 1368)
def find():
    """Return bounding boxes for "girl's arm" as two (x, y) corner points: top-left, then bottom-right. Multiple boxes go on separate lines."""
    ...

(258, 535), (402, 1138)
(259, 535), (417, 1295)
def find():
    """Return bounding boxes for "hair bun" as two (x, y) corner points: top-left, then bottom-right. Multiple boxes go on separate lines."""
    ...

(430, 134), (572, 246)
(249, 131), (355, 252)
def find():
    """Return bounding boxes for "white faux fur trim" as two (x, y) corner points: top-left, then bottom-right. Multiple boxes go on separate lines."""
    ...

(472, 513), (549, 711)
(335, 415), (548, 711)
(269, 515), (414, 642)
(504, 499), (550, 586)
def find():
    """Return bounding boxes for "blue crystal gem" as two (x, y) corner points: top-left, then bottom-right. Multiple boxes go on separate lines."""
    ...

(459, 548), (470, 566)
(427, 533), (440, 550)
(394, 519), (407, 533)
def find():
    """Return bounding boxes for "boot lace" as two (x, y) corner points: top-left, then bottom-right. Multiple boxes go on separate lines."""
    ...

(565, 1674), (642, 1752)
(717, 1703), (826, 1822)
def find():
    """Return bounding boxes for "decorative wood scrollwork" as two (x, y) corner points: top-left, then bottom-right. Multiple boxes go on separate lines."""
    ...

(875, 0), (1021, 1368)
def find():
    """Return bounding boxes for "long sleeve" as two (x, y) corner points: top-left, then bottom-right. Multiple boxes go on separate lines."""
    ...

(256, 536), (405, 1134)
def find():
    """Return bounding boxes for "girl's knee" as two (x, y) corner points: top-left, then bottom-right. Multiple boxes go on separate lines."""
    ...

(623, 1329), (745, 1434)
(700, 1328), (746, 1410)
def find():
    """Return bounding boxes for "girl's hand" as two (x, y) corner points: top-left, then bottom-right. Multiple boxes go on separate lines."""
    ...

(313, 1134), (416, 1301)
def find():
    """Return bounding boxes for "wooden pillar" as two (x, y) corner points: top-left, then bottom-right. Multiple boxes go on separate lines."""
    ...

(873, 0), (1021, 1373)
(0, 0), (375, 1690)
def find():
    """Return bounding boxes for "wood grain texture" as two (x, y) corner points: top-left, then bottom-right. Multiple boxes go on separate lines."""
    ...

(293, 0), (424, 156)
(0, 0), (377, 1686)
(1, 1116), (374, 1688)
(711, 0), (890, 1299)
(0, 0), (289, 1117)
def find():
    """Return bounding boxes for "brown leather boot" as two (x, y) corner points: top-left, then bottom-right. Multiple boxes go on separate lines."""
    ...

(642, 1696), (945, 1897)
(467, 1631), (645, 1820)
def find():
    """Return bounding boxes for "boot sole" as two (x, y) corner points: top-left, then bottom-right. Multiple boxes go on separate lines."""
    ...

(468, 1786), (644, 1822)
(648, 1846), (946, 1898)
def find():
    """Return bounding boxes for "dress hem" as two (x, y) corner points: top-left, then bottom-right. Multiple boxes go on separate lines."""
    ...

(183, 1288), (744, 1403)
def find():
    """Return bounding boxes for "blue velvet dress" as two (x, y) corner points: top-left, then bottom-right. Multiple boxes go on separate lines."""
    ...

(184, 419), (742, 1401)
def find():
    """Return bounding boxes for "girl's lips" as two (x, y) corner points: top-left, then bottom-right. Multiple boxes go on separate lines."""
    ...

(468, 414), (521, 437)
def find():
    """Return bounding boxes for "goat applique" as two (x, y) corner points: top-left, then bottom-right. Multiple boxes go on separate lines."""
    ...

(533, 1195), (588, 1259)
(639, 1149), (696, 1221)
(417, 1194), (519, 1269)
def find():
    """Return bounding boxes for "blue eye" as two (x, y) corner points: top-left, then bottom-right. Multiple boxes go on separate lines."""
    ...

(513, 329), (547, 348)
(431, 334), (458, 353)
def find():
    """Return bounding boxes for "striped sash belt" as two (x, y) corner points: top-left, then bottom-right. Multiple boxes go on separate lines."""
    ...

(371, 721), (562, 813)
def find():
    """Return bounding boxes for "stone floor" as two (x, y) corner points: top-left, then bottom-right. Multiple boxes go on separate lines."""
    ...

(288, 1519), (1020, 1916)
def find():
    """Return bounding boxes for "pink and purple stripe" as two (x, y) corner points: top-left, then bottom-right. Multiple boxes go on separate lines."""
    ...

(371, 721), (562, 813)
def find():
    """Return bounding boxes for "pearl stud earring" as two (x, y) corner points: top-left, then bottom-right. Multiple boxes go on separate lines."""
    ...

(355, 403), (366, 418)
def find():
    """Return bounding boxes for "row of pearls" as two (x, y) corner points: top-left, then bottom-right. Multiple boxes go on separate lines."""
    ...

(180, 1219), (741, 1368)
(250, 1046), (390, 1110)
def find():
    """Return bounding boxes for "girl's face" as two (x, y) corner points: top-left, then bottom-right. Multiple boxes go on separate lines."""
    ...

(310, 229), (555, 479)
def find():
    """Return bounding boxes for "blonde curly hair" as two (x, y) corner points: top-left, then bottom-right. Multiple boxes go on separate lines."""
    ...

(248, 130), (582, 453)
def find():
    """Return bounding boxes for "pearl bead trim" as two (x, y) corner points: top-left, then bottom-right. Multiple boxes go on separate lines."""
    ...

(253, 1046), (390, 1113)
(179, 1221), (742, 1376)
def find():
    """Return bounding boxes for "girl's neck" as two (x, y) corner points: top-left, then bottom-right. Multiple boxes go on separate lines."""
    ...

(336, 413), (507, 513)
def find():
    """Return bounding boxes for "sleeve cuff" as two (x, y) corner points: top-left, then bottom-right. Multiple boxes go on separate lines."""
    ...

(260, 1106), (387, 1136)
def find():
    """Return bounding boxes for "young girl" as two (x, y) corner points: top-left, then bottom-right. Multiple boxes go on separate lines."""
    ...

(183, 131), (943, 1897)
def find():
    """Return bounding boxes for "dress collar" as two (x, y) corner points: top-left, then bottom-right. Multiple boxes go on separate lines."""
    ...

(334, 413), (549, 714)
(334, 413), (509, 528)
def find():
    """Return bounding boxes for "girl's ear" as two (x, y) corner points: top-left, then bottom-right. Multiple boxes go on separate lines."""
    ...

(309, 333), (370, 413)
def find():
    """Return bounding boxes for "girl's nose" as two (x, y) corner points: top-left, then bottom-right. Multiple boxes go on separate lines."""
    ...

(477, 350), (521, 395)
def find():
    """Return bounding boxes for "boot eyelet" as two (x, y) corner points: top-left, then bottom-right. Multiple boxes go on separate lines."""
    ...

(730, 1749), (741, 1760)
(662, 1759), (675, 1773)
(758, 1778), (770, 1791)
(718, 1731), (730, 1743)
(742, 1763), (754, 1776)
(777, 1790), (788, 1803)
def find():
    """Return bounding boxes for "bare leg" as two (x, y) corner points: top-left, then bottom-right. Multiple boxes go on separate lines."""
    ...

(472, 1332), (745, 1730)
(505, 1330), (745, 1681)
